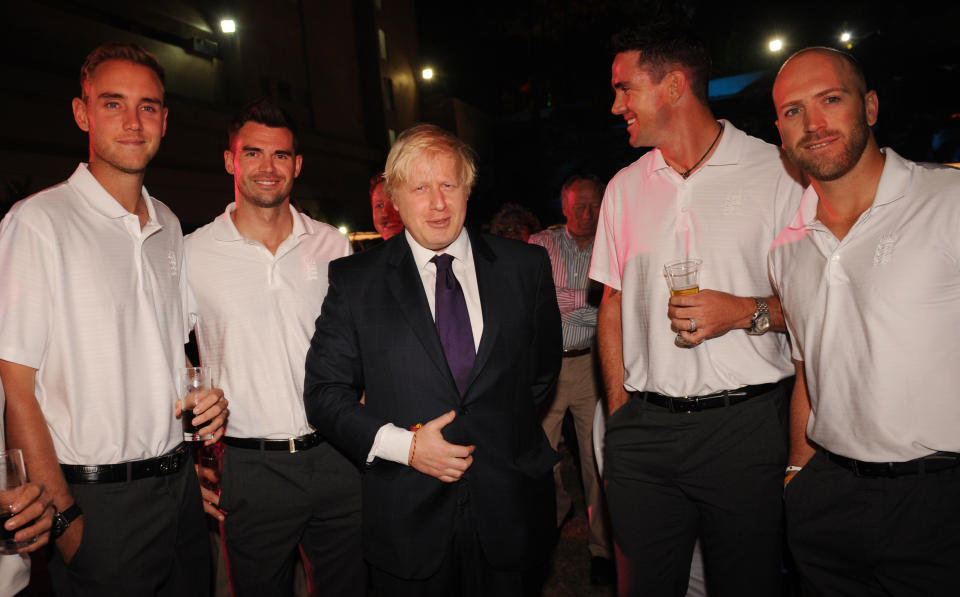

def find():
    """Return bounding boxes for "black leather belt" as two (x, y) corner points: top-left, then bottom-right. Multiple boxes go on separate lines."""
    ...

(634, 382), (779, 413)
(223, 431), (323, 453)
(562, 347), (591, 358)
(61, 444), (189, 484)
(826, 450), (960, 477)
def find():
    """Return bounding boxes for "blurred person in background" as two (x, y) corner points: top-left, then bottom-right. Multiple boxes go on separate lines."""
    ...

(489, 202), (542, 242)
(370, 172), (404, 240)
(529, 174), (614, 586)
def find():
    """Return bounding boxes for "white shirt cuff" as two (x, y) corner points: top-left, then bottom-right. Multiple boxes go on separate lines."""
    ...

(366, 423), (415, 465)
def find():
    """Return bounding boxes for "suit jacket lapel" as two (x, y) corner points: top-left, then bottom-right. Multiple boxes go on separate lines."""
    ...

(385, 236), (461, 398)
(464, 230), (500, 400)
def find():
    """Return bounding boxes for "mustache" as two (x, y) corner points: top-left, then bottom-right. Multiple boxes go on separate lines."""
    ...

(797, 130), (841, 147)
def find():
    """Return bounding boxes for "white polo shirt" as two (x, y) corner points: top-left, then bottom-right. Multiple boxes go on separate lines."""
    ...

(185, 204), (351, 439)
(769, 149), (960, 462)
(589, 121), (801, 396)
(0, 164), (187, 465)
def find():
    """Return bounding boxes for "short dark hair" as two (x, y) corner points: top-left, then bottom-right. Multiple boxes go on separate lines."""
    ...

(369, 172), (386, 198)
(611, 23), (711, 104)
(228, 98), (299, 154)
(79, 42), (165, 102)
(560, 173), (604, 197)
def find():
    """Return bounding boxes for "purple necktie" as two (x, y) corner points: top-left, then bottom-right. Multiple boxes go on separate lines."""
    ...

(431, 254), (476, 395)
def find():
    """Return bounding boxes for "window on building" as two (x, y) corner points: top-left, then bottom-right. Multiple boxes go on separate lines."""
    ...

(378, 28), (387, 61)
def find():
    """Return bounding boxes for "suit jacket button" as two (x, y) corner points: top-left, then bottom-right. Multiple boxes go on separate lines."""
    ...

(460, 407), (469, 415)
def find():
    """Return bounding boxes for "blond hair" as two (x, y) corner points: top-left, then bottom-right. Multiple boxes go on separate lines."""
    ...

(79, 42), (165, 102)
(383, 124), (477, 198)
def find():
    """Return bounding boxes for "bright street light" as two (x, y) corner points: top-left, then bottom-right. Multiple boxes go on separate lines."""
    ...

(421, 67), (434, 81)
(338, 226), (348, 235)
(220, 19), (236, 34)
(840, 32), (852, 42)
(768, 38), (783, 52)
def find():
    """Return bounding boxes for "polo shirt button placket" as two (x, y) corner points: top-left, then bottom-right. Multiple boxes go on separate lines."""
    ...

(825, 246), (844, 284)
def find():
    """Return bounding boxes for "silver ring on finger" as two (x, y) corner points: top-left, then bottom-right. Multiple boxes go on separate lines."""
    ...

(689, 317), (697, 332)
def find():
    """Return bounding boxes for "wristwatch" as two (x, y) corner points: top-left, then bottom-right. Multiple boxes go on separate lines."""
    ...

(747, 297), (771, 336)
(52, 503), (83, 539)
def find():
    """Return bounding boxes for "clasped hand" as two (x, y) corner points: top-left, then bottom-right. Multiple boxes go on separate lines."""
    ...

(408, 410), (475, 483)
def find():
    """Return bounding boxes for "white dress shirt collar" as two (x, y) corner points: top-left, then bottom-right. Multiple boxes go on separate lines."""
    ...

(405, 227), (472, 272)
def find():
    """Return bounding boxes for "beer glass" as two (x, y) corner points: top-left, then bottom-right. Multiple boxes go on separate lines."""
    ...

(1, 448), (37, 554)
(179, 367), (214, 441)
(664, 258), (703, 347)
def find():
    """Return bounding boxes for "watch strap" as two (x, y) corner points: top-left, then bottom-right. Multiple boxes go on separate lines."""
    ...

(749, 297), (770, 334)
(52, 503), (83, 539)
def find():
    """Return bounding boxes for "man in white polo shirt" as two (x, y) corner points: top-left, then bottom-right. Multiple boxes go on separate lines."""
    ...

(185, 98), (363, 596)
(590, 24), (802, 595)
(770, 47), (960, 595)
(0, 43), (227, 596)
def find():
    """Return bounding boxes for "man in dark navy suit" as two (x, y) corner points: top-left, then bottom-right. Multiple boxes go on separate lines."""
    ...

(304, 124), (562, 596)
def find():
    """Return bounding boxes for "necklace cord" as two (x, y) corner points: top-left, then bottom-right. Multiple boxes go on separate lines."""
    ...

(681, 122), (724, 179)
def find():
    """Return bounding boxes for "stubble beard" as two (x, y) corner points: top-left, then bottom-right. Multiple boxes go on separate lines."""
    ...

(241, 179), (290, 209)
(789, 116), (871, 182)
(93, 140), (157, 176)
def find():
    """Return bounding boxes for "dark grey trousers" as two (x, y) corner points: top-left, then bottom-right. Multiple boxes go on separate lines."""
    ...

(786, 449), (960, 597)
(219, 441), (365, 597)
(604, 384), (789, 597)
(49, 456), (210, 597)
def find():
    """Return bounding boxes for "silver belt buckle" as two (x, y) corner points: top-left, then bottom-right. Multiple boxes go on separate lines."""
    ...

(288, 437), (297, 454)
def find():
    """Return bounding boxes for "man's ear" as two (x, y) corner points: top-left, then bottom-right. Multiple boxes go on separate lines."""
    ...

(666, 70), (687, 104)
(72, 97), (89, 132)
(223, 150), (235, 175)
(864, 90), (879, 127)
(294, 154), (303, 179)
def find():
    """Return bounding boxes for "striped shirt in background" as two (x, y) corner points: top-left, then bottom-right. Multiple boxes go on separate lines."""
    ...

(528, 227), (597, 351)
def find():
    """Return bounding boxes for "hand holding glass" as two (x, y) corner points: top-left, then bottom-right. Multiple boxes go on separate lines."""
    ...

(179, 367), (214, 442)
(664, 258), (702, 347)
(1, 449), (38, 554)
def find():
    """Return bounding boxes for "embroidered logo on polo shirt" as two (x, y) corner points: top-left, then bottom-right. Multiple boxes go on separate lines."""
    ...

(168, 251), (178, 277)
(873, 232), (897, 266)
(722, 192), (742, 215)
(304, 258), (318, 281)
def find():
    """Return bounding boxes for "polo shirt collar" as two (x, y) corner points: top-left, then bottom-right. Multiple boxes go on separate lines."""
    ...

(70, 162), (159, 225)
(791, 147), (909, 230)
(650, 119), (742, 174)
(871, 148), (909, 208)
(407, 227), (471, 273)
(212, 202), (309, 243)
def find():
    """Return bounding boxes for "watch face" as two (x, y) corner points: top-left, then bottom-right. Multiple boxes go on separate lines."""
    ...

(756, 314), (772, 333)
